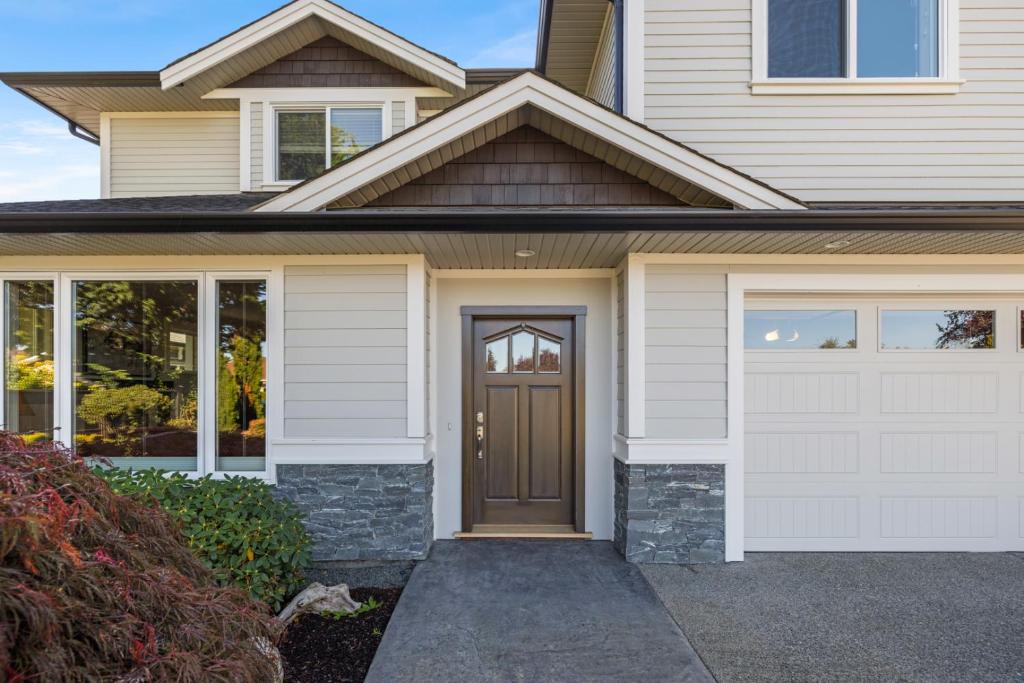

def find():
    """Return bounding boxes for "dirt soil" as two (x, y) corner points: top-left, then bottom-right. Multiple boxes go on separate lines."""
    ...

(279, 587), (403, 683)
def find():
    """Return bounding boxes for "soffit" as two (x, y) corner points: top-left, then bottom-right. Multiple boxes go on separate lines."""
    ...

(2, 229), (1024, 263)
(540, 0), (609, 94)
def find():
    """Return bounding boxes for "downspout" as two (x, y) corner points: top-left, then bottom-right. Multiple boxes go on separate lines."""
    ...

(613, 0), (624, 114)
(68, 121), (100, 146)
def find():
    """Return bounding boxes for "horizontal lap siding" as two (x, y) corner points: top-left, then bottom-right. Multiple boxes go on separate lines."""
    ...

(644, 0), (1024, 203)
(645, 265), (728, 439)
(251, 103), (263, 190)
(587, 6), (617, 109)
(284, 265), (407, 438)
(109, 117), (239, 197)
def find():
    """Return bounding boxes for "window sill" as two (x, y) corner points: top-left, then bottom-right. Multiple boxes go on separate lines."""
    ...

(749, 79), (964, 95)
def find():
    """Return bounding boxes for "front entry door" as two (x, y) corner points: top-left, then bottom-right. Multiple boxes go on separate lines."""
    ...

(463, 310), (583, 532)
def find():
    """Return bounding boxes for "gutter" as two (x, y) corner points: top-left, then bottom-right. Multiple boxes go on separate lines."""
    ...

(0, 210), (1023, 234)
(535, 0), (555, 72)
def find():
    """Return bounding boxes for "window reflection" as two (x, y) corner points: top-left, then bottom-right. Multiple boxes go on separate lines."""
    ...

(486, 336), (509, 373)
(538, 337), (561, 373)
(745, 310), (857, 350)
(216, 281), (267, 472)
(881, 310), (995, 350)
(5, 281), (54, 443)
(73, 281), (199, 470)
(512, 331), (535, 373)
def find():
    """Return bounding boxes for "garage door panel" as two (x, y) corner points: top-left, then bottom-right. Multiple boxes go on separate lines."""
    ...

(745, 297), (1024, 552)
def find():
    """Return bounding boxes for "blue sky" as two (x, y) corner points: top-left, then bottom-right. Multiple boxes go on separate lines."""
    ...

(0, 0), (539, 202)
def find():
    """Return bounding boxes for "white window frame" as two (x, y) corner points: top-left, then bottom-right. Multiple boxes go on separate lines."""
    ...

(751, 0), (963, 94)
(30, 270), (276, 480)
(272, 103), (386, 185)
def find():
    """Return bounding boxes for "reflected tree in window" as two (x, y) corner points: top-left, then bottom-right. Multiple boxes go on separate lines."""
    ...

(5, 281), (54, 442)
(936, 310), (995, 349)
(73, 281), (198, 469)
(216, 281), (267, 471)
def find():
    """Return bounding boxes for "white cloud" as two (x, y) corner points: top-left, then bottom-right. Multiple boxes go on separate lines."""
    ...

(463, 30), (537, 68)
(0, 119), (99, 202)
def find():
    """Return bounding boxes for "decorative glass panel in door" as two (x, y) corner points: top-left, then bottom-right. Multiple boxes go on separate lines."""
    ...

(512, 331), (535, 373)
(486, 336), (509, 373)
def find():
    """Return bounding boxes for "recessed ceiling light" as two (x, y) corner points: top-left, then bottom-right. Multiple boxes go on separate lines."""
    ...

(824, 240), (852, 250)
(515, 249), (536, 258)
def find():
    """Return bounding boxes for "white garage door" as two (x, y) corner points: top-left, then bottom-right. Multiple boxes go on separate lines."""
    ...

(744, 296), (1024, 552)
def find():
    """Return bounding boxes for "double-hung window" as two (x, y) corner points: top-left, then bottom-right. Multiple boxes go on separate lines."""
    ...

(276, 107), (383, 182)
(754, 0), (960, 93)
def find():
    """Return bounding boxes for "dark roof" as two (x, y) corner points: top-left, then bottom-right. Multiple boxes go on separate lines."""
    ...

(0, 194), (277, 214)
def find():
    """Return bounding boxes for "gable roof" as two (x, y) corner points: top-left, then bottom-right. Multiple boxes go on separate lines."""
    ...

(254, 71), (806, 212)
(159, 0), (465, 94)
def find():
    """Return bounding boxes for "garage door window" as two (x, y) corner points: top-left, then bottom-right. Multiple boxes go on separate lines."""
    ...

(745, 310), (857, 349)
(880, 310), (995, 350)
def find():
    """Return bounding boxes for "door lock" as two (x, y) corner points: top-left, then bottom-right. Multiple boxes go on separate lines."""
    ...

(476, 423), (484, 460)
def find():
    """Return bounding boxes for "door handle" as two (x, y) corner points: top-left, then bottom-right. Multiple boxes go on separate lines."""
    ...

(476, 420), (484, 460)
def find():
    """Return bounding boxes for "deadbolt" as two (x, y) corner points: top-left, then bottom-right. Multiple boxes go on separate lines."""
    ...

(476, 412), (484, 424)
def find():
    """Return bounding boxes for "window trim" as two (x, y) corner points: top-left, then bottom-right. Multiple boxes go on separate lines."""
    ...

(751, 0), (962, 95)
(272, 103), (386, 185)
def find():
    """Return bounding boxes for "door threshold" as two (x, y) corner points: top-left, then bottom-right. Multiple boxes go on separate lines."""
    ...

(455, 524), (592, 540)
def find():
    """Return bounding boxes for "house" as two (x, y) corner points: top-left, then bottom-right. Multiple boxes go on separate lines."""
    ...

(2, 0), (1023, 565)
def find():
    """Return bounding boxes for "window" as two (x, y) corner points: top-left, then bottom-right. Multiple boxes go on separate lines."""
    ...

(277, 107), (383, 182)
(880, 310), (994, 350)
(73, 281), (199, 470)
(757, 0), (955, 90)
(4, 281), (54, 441)
(215, 281), (267, 472)
(485, 330), (562, 374)
(745, 310), (857, 350)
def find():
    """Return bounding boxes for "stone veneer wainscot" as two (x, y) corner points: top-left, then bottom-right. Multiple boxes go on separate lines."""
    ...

(613, 461), (725, 564)
(275, 462), (433, 562)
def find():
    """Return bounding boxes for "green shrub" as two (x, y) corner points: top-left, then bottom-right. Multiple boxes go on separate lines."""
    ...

(99, 469), (311, 610)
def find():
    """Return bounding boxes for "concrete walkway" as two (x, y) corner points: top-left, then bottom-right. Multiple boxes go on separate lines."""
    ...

(644, 553), (1024, 683)
(366, 540), (713, 682)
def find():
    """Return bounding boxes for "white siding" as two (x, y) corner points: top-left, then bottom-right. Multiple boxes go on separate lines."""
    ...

(644, 0), (1024, 203)
(645, 265), (728, 439)
(392, 100), (406, 136)
(251, 103), (264, 190)
(284, 265), (408, 438)
(587, 6), (617, 109)
(109, 116), (239, 197)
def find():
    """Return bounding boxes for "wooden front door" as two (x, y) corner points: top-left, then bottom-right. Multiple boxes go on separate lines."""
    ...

(462, 308), (585, 532)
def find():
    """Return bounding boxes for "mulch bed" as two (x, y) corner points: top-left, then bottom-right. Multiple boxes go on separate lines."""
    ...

(279, 587), (404, 683)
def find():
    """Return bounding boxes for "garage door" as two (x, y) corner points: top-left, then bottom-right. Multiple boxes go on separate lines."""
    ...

(744, 296), (1024, 552)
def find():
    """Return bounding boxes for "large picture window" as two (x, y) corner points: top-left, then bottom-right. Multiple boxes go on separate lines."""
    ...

(73, 281), (199, 470)
(277, 107), (383, 182)
(4, 281), (54, 442)
(764, 0), (944, 80)
(215, 280), (267, 472)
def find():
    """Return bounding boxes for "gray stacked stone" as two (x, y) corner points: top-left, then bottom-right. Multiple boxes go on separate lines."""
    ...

(613, 460), (725, 564)
(275, 462), (433, 562)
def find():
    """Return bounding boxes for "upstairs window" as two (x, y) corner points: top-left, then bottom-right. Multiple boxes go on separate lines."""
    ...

(760, 0), (953, 88)
(276, 107), (383, 182)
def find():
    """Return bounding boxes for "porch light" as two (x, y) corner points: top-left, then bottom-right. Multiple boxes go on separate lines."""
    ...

(515, 250), (536, 258)
(824, 240), (852, 250)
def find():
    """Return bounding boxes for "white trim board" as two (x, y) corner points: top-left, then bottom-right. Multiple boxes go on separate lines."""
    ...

(159, 0), (465, 92)
(253, 72), (805, 212)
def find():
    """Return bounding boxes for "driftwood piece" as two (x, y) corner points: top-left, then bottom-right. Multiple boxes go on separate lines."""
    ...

(278, 583), (362, 625)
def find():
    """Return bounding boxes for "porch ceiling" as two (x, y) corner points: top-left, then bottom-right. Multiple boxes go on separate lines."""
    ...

(3, 227), (1024, 264)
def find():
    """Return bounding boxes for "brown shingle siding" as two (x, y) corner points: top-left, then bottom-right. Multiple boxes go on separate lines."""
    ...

(367, 127), (684, 208)
(228, 37), (428, 89)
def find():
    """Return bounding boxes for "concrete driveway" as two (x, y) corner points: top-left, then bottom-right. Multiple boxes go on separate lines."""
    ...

(642, 553), (1024, 683)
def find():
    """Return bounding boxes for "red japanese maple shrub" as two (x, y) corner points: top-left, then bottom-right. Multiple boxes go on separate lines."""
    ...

(0, 433), (282, 682)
